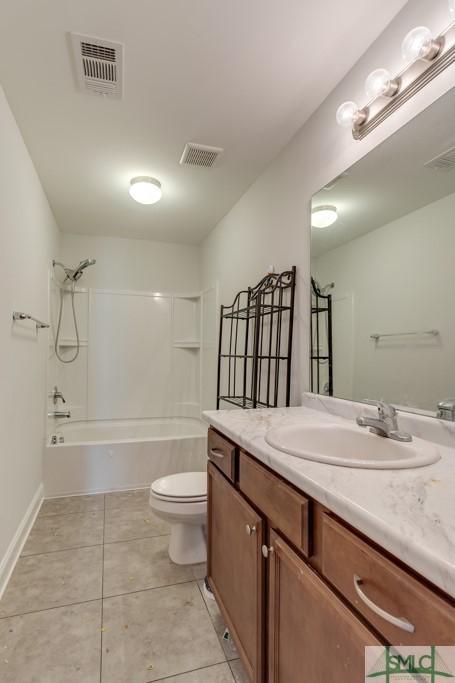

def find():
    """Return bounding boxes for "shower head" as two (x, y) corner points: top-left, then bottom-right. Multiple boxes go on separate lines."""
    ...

(52, 258), (96, 282)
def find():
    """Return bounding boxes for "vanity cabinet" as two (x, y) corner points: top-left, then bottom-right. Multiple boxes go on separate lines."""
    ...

(207, 427), (455, 683)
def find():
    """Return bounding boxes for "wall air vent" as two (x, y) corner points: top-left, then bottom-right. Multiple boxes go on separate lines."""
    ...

(70, 33), (123, 99)
(179, 143), (224, 168)
(424, 146), (455, 170)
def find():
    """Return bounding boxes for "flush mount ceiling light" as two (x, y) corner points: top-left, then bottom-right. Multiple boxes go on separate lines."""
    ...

(129, 176), (162, 204)
(311, 205), (338, 229)
(336, 8), (455, 140)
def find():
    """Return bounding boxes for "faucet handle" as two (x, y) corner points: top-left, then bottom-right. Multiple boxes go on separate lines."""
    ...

(362, 399), (396, 418)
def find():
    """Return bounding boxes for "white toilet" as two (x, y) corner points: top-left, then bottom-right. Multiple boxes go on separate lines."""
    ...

(149, 471), (207, 565)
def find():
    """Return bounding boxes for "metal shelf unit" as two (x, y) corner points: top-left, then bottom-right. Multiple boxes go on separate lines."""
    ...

(217, 267), (296, 410)
(310, 277), (333, 396)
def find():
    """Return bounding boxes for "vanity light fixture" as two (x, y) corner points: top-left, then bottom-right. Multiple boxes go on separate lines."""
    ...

(129, 176), (162, 204)
(311, 205), (338, 229)
(336, 13), (455, 140)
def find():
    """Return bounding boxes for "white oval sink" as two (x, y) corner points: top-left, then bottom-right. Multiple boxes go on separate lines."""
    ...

(265, 423), (440, 469)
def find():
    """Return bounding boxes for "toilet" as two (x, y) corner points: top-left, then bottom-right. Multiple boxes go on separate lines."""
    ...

(149, 471), (207, 565)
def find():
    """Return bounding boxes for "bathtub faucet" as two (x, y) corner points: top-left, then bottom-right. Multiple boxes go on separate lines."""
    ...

(48, 410), (71, 419)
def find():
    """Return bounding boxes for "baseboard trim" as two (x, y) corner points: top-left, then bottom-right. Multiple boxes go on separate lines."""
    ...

(0, 483), (43, 600)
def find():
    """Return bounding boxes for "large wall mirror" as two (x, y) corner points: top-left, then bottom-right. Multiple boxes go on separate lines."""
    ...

(311, 87), (455, 416)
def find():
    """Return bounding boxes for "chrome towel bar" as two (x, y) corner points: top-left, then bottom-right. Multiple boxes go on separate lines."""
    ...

(12, 311), (50, 330)
(370, 329), (439, 341)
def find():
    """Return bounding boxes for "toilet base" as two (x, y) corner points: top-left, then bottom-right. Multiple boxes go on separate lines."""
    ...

(168, 522), (207, 565)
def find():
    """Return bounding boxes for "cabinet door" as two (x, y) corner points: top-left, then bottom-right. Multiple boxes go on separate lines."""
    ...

(207, 462), (264, 683)
(267, 530), (381, 683)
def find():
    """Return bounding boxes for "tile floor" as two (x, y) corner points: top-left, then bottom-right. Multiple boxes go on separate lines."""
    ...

(0, 488), (249, 683)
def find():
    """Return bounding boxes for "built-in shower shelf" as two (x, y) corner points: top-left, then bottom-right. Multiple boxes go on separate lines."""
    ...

(173, 340), (200, 349)
(52, 338), (88, 348)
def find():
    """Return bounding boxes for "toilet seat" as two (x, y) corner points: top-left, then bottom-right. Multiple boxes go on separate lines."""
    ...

(151, 472), (207, 503)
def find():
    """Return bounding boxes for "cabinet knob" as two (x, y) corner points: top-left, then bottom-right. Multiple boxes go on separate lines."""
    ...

(246, 524), (257, 536)
(262, 544), (274, 558)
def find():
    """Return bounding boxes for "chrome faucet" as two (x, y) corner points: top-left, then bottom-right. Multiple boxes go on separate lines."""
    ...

(356, 401), (412, 442)
(437, 399), (455, 421)
(52, 385), (66, 406)
(48, 409), (71, 419)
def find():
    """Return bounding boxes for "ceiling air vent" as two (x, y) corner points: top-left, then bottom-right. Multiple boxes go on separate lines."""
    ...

(424, 146), (455, 170)
(70, 33), (123, 99)
(179, 143), (224, 168)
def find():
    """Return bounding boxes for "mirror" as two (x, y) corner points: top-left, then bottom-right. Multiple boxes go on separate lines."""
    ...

(310, 87), (455, 416)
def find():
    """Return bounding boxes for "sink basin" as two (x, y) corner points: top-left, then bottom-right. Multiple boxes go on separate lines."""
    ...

(265, 422), (440, 469)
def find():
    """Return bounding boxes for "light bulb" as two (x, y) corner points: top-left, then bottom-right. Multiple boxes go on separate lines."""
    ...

(129, 176), (162, 205)
(450, 0), (455, 18)
(401, 26), (441, 63)
(336, 101), (366, 128)
(365, 68), (399, 99)
(311, 206), (338, 229)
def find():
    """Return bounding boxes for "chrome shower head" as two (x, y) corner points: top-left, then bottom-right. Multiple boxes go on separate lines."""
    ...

(53, 258), (96, 282)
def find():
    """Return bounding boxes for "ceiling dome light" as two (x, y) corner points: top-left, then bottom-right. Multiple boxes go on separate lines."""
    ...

(401, 26), (441, 64)
(312, 205), (338, 229)
(365, 68), (399, 99)
(129, 176), (162, 204)
(336, 101), (367, 128)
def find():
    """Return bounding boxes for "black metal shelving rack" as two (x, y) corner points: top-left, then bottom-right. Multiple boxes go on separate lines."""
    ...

(216, 267), (296, 409)
(310, 277), (333, 396)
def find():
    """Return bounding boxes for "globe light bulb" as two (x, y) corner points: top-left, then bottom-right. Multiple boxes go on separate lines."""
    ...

(336, 101), (366, 128)
(365, 68), (399, 99)
(401, 26), (440, 63)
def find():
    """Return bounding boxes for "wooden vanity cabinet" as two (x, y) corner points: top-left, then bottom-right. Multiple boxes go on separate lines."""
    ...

(207, 429), (455, 683)
(207, 462), (265, 683)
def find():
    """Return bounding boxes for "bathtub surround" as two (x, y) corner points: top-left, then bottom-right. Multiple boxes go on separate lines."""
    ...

(201, 0), (455, 406)
(0, 85), (59, 597)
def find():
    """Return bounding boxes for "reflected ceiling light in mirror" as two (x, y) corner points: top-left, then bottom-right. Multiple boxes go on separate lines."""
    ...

(129, 176), (162, 204)
(365, 68), (399, 99)
(336, 102), (367, 128)
(401, 26), (441, 64)
(311, 205), (338, 229)
(450, 0), (455, 18)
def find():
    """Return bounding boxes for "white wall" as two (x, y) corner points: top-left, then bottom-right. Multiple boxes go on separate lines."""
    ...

(0, 84), (60, 588)
(201, 0), (455, 406)
(313, 192), (455, 411)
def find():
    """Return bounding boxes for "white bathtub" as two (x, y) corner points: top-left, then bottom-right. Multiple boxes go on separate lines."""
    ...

(44, 417), (208, 497)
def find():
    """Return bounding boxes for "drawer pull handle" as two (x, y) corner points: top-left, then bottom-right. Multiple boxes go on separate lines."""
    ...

(246, 524), (256, 536)
(210, 448), (225, 460)
(353, 575), (415, 634)
(262, 545), (275, 559)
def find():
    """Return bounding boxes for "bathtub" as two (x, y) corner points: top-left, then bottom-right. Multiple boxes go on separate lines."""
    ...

(44, 417), (208, 497)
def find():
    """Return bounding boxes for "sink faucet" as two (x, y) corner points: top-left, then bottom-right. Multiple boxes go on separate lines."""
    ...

(48, 409), (71, 419)
(356, 401), (412, 442)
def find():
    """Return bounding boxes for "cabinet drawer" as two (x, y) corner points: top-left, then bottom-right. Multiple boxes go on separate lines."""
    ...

(322, 514), (455, 645)
(239, 451), (311, 557)
(207, 428), (237, 482)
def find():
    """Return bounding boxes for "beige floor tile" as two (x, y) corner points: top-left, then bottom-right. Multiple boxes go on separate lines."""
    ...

(229, 659), (250, 683)
(101, 582), (225, 682)
(105, 488), (150, 511)
(104, 503), (169, 543)
(103, 536), (206, 597)
(154, 663), (234, 682)
(22, 511), (104, 555)
(0, 601), (101, 683)
(198, 580), (239, 661)
(0, 546), (103, 617)
(39, 493), (105, 517)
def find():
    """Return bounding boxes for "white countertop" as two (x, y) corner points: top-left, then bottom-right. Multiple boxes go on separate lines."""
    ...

(203, 405), (455, 598)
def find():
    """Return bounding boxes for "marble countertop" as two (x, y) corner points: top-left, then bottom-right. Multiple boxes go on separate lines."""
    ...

(203, 404), (455, 598)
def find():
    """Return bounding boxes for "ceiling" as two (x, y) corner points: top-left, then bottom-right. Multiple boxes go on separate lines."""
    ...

(312, 87), (455, 258)
(0, 0), (407, 244)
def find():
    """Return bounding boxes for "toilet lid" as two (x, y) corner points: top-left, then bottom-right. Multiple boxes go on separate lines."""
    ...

(151, 472), (207, 500)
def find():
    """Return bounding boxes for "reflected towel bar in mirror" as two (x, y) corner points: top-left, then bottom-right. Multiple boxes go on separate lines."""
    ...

(370, 330), (439, 341)
(12, 311), (50, 330)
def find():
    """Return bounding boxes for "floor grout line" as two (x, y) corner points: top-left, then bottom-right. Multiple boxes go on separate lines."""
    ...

(146, 659), (230, 683)
(21, 542), (104, 558)
(0, 596), (103, 621)
(103, 532), (171, 546)
(103, 577), (206, 601)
